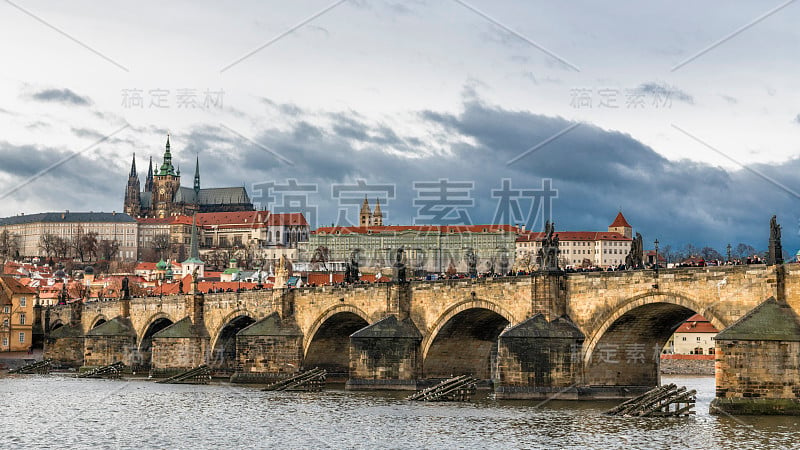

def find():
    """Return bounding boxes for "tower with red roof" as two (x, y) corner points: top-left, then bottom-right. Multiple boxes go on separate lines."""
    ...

(608, 212), (632, 239)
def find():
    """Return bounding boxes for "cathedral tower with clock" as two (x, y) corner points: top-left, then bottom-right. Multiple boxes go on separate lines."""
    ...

(124, 134), (254, 218)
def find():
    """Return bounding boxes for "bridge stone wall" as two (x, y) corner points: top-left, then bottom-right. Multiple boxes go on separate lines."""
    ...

(40, 265), (800, 409)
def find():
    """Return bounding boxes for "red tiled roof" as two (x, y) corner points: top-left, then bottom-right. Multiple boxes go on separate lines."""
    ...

(148, 276), (264, 295)
(267, 213), (308, 226)
(675, 321), (718, 333)
(196, 211), (267, 227)
(0, 276), (37, 294)
(609, 212), (632, 228)
(314, 224), (519, 235)
(170, 216), (193, 225)
(305, 272), (380, 285)
(516, 231), (630, 242)
(675, 314), (718, 333)
(135, 261), (180, 271)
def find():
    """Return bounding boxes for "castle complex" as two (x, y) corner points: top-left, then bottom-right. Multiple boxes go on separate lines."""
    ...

(124, 135), (253, 218)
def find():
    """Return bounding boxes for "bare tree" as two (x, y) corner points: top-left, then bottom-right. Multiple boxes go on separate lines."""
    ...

(71, 226), (86, 261)
(733, 243), (758, 260)
(0, 230), (21, 262)
(170, 242), (186, 263)
(98, 239), (120, 261)
(38, 233), (58, 257)
(700, 246), (723, 261)
(82, 231), (99, 261)
(53, 236), (70, 259)
(151, 233), (171, 260)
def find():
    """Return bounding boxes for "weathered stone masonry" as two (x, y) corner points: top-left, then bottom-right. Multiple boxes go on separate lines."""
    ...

(41, 265), (800, 411)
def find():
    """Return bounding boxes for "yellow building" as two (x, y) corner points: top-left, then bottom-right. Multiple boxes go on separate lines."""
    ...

(0, 276), (37, 352)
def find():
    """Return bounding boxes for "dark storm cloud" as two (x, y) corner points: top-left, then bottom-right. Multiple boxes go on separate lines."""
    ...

(9, 95), (795, 254)
(29, 88), (92, 106)
(193, 96), (796, 252)
(636, 82), (694, 104)
(0, 140), (126, 214)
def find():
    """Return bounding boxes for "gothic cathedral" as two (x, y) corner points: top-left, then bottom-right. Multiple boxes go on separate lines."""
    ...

(124, 135), (254, 218)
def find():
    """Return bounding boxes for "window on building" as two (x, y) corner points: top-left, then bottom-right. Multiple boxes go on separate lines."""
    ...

(682, 337), (686, 341)
(2, 337), (7, 347)
(19, 314), (25, 325)
(696, 336), (701, 342)
(19, 332), (24, 343)
(2, 319), (8, 328)
(19, 297), (26, 307)
(708, 348), (715, 355)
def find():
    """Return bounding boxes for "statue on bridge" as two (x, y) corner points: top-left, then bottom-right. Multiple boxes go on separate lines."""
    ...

(344, 249), (360, 283)
(393, 247), (407, 283)
(768, 215), (784, 266)
(537, 221), (560, 271)
(625, 233), (644, 269)
(465, 248), (477, 278)
(121, 276), (130, 300)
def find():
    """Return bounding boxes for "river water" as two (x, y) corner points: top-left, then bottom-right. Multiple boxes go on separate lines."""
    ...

(0, 375), (797, 449)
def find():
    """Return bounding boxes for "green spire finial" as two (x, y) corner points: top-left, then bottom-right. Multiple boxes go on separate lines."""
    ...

(158, 133), (176, 176)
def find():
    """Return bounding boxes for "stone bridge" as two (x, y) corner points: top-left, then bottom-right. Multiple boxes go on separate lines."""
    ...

(43, 264), (800, 411)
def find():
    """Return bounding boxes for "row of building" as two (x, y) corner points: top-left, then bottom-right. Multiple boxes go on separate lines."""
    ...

(0, 207), (638, 272)
(0, 136), (639, 272)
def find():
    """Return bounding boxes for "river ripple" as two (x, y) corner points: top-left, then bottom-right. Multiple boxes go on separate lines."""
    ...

(0, 375), (797, 449)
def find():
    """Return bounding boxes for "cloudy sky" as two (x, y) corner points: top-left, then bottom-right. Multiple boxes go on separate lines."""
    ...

(1, 0), (799, 252)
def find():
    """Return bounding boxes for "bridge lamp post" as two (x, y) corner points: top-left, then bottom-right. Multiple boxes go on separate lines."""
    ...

(726, 243), (732, 264)
(653, 239), (659, 288)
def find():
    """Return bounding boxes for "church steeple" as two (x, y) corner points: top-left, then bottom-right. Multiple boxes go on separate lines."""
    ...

(158, 133), (176, 176)
(372, 198), (383, 226)
(193, 155), (200, 194)
(359, 196), (371, 227)
(145, 156), (154, 192)
(129, 153), (137, 177)
(181, 213), (205, 280)
(123, 153), (141, 217)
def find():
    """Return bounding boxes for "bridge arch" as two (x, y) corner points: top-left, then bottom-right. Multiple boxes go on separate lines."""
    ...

(137, 313), (176, 347)
(210, 311), (257, 372)
(89, 315), (107, 330)
(49, 320), (64, 332)
(421, 298), (515, 379)
(138, 313), (175, 370)
(302, 304), (370, 355)
(583, 291), (727, 387)
(303, 305), (370, 377)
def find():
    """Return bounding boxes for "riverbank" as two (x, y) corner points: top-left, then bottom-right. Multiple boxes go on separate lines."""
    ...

(660, 355), (715, 375)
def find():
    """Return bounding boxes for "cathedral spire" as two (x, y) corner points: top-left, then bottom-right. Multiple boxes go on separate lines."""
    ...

(128, 153), (137, 177)
(145, 156), (154, 192)
(194, 155), (200, 194)
(124, 153), (141, 217)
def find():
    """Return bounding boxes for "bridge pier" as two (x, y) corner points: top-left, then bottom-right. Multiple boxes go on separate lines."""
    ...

(44, 302), (86, 368)
(150, 291), (209, 377)
(82, 317), (137, 371)
(230, 312), (303, 383)
(494, 314), (584, 399)
(347, 315), (422, 391)
(711, 298), (800, 415)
